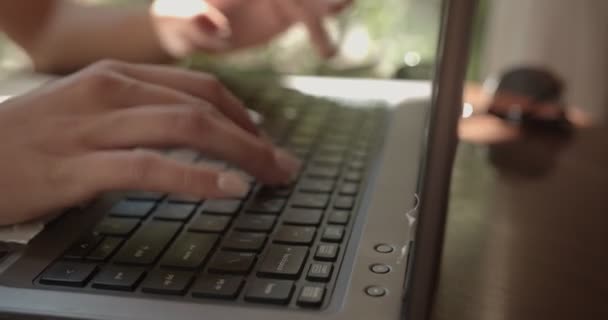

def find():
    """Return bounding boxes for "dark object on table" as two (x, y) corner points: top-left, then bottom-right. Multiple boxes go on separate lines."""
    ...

(487, 67), (573, 133)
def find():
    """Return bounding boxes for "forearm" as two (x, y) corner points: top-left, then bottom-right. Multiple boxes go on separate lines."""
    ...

(23, 2), (174, 74)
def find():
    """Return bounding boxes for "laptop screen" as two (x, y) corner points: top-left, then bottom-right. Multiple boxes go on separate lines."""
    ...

(187, 0), (443, 82)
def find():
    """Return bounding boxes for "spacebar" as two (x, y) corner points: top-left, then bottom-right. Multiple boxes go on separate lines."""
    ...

(114, 221), (181, 265)
(257, 245), (308, 279)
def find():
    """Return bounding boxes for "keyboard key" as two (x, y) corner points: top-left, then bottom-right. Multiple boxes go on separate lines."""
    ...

(258, 245), (308, 279)
(223, 232), (267, 252)
(208, 251), (256, 275)
(257, 185), (293, 198)
(160, 233), (218, 269)
(0, 250), (7, 261)
(202, 199), (242, 215)
(299, 179), (335, 193)
(244, 279), (294, 305)
(306, 166), (340, 179)
(87, 237), (123, 261)
(114, 221), (181, 265)
(282, 208), (323, 226)
(192, 275), (244, 300)
(311, 155), (344, 167)
(334, 196), (355, 210)
(339, 183), (359, 196)
(141, 270), (194, 295)
(153, 203), (197, 221)
(91, 266), (145, 291)
(307, 263), (333, 282)
(109, 200), (156, 219)
(126, 191), (165, 201)
(189, 215), (231, 233)
(297, 285), (325, 307)
(274, 226), (316, 245)
(291, 194), (329, 209)
(348, 160), (365, 170)
(317, 144), (347, 154)
(40, 261), (97, 287)
(322, 226), (345, 243)
(234, 214), (276, 232)
(246, 198), (285, 214)
(344, 170), (363, 182)
(63, 234), (103, 259)
(167, 194), (201, 204)
(328, 210), (350, 225)
(315, 244), (339, 261)
(94, 217), (139, 236)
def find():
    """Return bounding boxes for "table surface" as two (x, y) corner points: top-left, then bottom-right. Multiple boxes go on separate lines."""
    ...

(433, 120), (608, 320)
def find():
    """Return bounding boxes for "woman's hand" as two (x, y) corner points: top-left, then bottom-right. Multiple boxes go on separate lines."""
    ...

(151, 0), (353, 58)
(0, 60), (301, 226)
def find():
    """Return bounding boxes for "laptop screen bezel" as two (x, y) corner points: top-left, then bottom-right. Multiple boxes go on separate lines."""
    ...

(404, 0), (478, 319)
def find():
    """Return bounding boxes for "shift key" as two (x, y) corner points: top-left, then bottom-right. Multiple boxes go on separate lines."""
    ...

(114, 221), (181, 265)
(257, 245), (308, 279)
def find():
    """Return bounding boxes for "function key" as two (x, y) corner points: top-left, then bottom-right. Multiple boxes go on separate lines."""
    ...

(109, 200), (156, 219)
(153, 203), (197, 221)
(297, 285), (325, 307)
(189, 215), (231, 233)
(282, 208), (323, 226)
(63, 234), (103, 260)
(307, 263), (333, 282)
(191, 275), (244, 300)
(202, 199), (242, 215)
(315, 244), (339, 262)
(141, 270), (194, 295)
(208, 251), (256, 275)
(244, 279), (294, 305)
(39, 261), (97, 287)
(322, 226), (345, 243)
(91, 266), (145, 291)
(274, 226), (316, 245)
(86, 237), (123, 262)
(327, 210), (350, 225)
(94, 217), (139, 236)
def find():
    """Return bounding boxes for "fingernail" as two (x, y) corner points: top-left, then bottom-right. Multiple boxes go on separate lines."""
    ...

(217, 171), (250, 197)
(274, 148), (302, 179)
(194, 14), (231, 39)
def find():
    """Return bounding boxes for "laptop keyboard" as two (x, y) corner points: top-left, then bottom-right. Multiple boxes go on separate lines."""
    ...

(35, 85), (386, 310)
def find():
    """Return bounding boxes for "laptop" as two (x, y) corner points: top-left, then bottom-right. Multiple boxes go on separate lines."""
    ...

(0, 0), (476, 319)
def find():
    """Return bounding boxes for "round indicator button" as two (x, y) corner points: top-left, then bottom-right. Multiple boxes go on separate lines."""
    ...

(365, 286), (387, 297)
(370, 264), (391, 274)
(374, 244), (394, 254)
